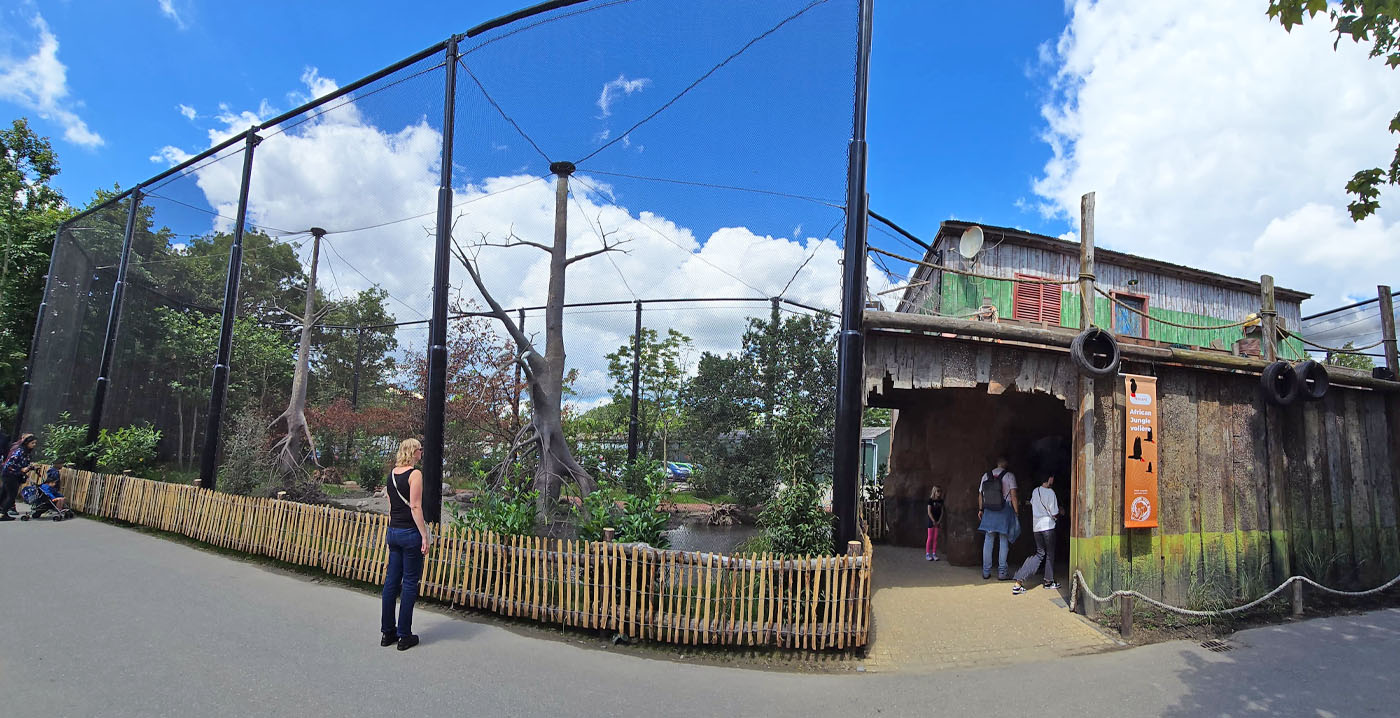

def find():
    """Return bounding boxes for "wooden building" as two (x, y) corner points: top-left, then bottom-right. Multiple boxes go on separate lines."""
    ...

(865, 219), (1400, 608)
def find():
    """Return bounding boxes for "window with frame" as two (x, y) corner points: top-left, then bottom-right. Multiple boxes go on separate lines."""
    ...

(1012, 273), (1063, 325)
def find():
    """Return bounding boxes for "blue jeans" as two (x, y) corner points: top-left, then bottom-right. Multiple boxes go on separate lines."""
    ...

(983, 531), (1010, 578)
(381, 527), (424, 638)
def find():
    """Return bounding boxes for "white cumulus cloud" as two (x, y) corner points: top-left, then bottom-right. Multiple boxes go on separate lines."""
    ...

(151, 70), (872, 405)
(1034, 1), (1400, 310)
(177, 104), (197, 120)
(0, 14), (103, 147)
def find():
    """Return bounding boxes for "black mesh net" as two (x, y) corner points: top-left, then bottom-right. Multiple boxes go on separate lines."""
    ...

(24, 195), (131, 441)
(24, 0), (861, 508)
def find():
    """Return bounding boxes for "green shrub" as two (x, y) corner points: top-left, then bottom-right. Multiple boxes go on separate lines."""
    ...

(91, 425), (161, 474)
(41, 412), (91, 465)
(572, 462), (671, 547)
(618, 457), (663, 497)
(354, 435), (386, 492)
(761, 479), (832, 556)
(218, 407), (272, 496)
(451, 480), (538, 536)
(574, 483), (620, 543)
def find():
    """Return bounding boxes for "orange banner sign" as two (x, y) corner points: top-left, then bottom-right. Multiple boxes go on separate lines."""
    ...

(1123, 374), (1159, 528)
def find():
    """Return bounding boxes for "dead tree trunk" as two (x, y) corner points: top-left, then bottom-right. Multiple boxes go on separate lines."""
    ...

(271, 227), (326, 478)
(452, 161), (626, 518)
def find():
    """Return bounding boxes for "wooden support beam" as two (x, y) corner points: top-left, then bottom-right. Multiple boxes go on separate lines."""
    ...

(864, 312), (1400, 392)
(1291, 580), (1304, 618)
(1120, 594), (1134, 639)
(1075, 192), (1098, 583)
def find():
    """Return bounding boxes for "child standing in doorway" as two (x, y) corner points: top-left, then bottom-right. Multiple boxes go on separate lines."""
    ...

(926, 486), (944, 561)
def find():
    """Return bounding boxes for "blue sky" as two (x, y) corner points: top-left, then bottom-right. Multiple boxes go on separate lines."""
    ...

(7, 0), (1400, 349)
(4, 1), (1072, 249)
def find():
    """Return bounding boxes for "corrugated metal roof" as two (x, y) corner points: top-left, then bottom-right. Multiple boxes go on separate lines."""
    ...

(861, 426), (889, 440)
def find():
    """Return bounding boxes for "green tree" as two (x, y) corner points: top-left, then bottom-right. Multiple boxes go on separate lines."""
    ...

(682, 312), (837, 504)
(1326, 341), (1377, 371)
(602, 327), (693, 460)
(0, 119), (74, 400)
(1269, 1), (1400, 220)
(309, 287), (398, 407)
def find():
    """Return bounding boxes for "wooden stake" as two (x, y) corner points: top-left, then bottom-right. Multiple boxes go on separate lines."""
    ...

(1261, 274), (1278, 362)
(1379, 285), (1398, 377)
(1291, 580), (1304, 618)
(1120, 594), (1134, 639)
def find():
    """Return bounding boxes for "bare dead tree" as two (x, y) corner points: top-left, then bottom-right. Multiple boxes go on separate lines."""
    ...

(449, 162), (628, 516)
(270, 227), (330, 479)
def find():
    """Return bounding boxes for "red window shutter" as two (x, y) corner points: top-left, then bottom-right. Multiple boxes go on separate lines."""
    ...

(1013, 274), (1060, 323)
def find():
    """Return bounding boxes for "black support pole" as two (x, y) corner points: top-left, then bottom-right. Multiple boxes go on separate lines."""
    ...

(13, 225), (67, 438)
(832, 0), (874, 553)
(627, 300), (642, 463)
(199, 129), (260, 490)
(423, 37), (459, 524)
(83, 190), (144, 465)
(352, 327), (364, 411)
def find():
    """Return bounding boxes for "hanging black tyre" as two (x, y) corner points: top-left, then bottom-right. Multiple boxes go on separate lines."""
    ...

(1070, 327), (1120, 379)
(1294, 360), (1329, 401)
(1260, 360), (1300, 406)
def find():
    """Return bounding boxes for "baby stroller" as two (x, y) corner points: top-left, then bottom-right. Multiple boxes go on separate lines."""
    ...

(19, 482), (74, 521)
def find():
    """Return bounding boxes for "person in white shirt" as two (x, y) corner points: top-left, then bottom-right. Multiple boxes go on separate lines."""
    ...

(1012, 473), (1064, 594)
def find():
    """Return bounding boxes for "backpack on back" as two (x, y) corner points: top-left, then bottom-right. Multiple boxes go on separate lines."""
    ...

(981, 468), (1006, 511)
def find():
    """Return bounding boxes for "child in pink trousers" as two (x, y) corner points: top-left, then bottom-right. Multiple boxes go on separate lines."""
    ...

(926, 486), (944, 561)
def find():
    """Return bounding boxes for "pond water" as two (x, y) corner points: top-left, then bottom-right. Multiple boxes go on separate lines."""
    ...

(663, 521), (759, 554)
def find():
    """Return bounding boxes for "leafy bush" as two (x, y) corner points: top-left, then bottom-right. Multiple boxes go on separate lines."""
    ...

(616, 468), (670, 547)
(760, 407), (832, 556)
(451, 480), (538, 536)
(218, 406), (272, 496)
(91, 425), (161, 474)
(618, 457), (663, 497)
(41, 412), (91, 465)
(354, 434), (386, 492)
(574, 484), (619, 543)
(761, 479), (832, 556)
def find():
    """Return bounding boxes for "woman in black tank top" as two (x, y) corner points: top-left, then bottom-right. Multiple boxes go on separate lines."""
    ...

(381, 438), (432, 651)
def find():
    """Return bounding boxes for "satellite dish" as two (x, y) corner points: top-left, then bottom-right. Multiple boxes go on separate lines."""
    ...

(958, 225), (985, 259)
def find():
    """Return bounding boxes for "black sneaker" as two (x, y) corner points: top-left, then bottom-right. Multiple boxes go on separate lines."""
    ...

(380, 631), (397, 647)
(1043, 581), (1061, 590)
(396, 634), (419, 651)
(0, 515), (14, 522)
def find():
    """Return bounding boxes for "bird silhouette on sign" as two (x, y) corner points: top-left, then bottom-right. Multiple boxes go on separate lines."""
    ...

(1130, 436), (1143, 461)
(1130, 378), (1138, 397)
(1146, 427), (1154, 444)
(1147, 461), (1153, 474)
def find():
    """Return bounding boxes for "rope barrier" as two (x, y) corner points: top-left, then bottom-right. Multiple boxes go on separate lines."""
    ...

(1069, 569), (1400, 618)
(868, 247), (1081, 286)
(1092, 286), (1252, 331)
(1280, 329), (1387, 354)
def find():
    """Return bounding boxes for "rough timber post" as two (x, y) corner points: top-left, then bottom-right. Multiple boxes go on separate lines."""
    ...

(1260, 275), (1278, 363)
(1379, 285), (1397, 377)
(1072, 192), (1097, 610)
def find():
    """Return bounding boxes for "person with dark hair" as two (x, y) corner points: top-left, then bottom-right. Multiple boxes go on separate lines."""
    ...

(977, 455), (1019, 580)
(1, 433), (39, 520)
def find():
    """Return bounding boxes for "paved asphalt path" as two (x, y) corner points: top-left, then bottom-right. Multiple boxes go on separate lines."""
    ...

(2, 517), (1394, 717)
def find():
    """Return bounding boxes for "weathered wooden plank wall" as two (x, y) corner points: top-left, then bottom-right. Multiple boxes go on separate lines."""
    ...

(866, 331), (1400, 604)
(1076, 364), (1400, 605)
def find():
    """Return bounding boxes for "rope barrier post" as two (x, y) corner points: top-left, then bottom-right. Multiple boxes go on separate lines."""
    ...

(603, 527), (615, 543)
(846, 540), (863, 557)
(1260, 274), (1278, 363)
(1378, 285), (1397, 377)
(1120, 594), (1134, 639)
(1291, 579), (1304, 618)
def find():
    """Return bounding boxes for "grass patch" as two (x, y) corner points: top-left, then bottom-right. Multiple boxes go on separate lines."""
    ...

(669, 490), (735, 505)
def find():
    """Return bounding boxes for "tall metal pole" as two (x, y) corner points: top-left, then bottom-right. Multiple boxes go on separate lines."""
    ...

(13, 225), (65, 437)
(1379, 285), (1398, 377)
(199, 129), (260, 489)
(423, 36), (460, 524)
(832, 0), (874, 552)
(83, 190), (144, 465)
(351, 327), (364, 411)
(627, 300), (642, 463)
(767, 297), (780, 423)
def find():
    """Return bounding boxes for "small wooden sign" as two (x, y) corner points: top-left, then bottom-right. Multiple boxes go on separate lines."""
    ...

(1123, 374), (1159, 528)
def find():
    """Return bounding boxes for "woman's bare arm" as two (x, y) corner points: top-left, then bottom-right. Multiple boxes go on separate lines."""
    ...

(408, 469), (432, 554)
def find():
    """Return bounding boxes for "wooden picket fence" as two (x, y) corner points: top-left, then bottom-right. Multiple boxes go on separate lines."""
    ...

(54, 468), (873, 650)
(863, 499), (887, 542)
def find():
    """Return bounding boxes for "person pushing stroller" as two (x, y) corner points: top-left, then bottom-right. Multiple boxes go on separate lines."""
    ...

(21, 464), (73, 521)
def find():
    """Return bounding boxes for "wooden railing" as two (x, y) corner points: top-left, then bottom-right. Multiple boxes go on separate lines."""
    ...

(55, 469), (872, 650)
(862, 498), (887, 542)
